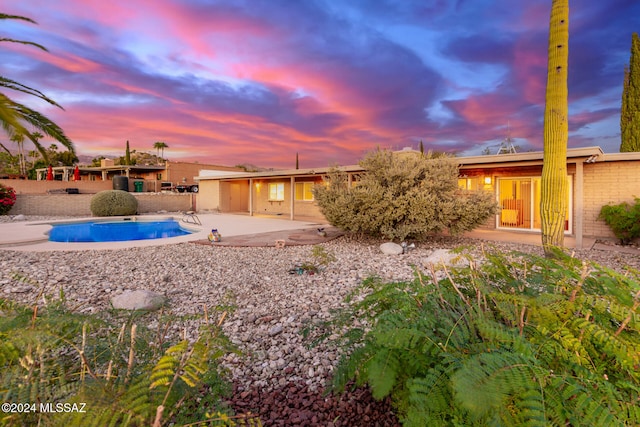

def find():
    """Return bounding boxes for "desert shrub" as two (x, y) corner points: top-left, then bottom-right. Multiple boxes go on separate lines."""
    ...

(599, 197), (640, 244)
(308, 248), (640, 426)
(90, 189), (138, 216)
(312, 149), (497, 241)
(0, 183), (17, 215)
(0, 294), (258, 426)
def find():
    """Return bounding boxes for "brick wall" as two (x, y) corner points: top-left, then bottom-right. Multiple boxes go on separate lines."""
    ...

(8, 193), (193, 216)
(582, 160), (640, 239)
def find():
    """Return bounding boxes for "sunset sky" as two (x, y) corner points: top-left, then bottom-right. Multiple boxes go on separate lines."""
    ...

(2, 0), (638, 168)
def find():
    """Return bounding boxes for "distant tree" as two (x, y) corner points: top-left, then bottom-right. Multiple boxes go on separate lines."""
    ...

(234, 163), (260, 172)
(621, 32), (640, 152)
(27, 149), (39, 169)
(0, 13), (74, 162)
(153, 141), (168, 162)
(540, 0), (569, 255)
(295, 152), (299, 169)
(418, 140), (424, 155)
(125, 140), (131, 165)
(91, 156), (106, 167)
(10, 133), (26, 176)
(0, 151), (17, 175)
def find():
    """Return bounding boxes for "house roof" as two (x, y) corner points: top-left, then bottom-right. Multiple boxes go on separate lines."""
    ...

(457, 146), (604, 169)
(196, 165), (364, 181)
(196, 146), (635, 181)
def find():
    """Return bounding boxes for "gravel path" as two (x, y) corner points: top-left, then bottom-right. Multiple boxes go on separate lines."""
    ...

(1, 219), (638, 425)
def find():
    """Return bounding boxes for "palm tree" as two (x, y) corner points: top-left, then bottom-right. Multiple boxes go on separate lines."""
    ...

(27, 149), (39, 169)
(10, 133), (25, 176)
(153, 141), (168, 163)
(0, 13), (74, 162)
(540, 0), (569, 255)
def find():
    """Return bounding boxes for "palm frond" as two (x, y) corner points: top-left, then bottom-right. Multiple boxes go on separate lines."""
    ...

(0, 77), (63, 108)
(0, 93), (75, 159)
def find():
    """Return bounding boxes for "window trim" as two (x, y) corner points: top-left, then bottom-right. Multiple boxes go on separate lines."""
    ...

(268, 182), (285, 201)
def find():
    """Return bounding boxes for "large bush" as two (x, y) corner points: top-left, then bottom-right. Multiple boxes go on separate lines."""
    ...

(0, 183), (17, 215)
(313, 150), (498, 240)
(90, 190), (138, 216)
(599, 197), (640, 244)
(310, 249), (640, 426)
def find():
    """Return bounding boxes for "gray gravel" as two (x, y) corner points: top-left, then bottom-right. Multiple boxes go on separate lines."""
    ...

(1, 224), (638, 394)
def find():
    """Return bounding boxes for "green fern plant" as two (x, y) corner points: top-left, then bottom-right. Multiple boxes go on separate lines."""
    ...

(0, 296), (261, 427)
(309, 248), (640, 426)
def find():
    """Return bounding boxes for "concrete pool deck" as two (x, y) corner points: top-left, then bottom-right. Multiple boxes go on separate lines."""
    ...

(2, 213), (635, 255)
(0, 213), (327, 252)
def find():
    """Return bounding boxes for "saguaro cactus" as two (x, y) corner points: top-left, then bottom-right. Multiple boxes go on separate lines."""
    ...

(541, 0), (569, 255)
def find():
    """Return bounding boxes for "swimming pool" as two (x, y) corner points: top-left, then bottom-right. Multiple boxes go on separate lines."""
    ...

(48, 219), (193, 242)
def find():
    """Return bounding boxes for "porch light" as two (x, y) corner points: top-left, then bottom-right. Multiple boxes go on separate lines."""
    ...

(484, 176), (492, 185)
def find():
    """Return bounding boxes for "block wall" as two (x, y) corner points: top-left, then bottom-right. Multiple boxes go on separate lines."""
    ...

(582, 161), (640, 239)
(8, 193), (192, 216)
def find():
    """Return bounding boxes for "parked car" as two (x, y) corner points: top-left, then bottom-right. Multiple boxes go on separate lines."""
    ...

(160, 182), (175, 192)
(176, 184), (199, 193)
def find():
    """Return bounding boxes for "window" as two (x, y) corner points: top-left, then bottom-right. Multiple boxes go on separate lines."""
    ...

(458, 177), (480, 190)
(295, 182), (315, 201)
(268, 183), (285, 201)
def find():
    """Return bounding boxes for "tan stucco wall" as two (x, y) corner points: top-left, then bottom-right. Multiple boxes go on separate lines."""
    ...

(253, 179), (290, 216)
(0, 179), (111, 195)
(9, 193), (192, 216)
(250, 178), (325, 220)
(197, 180), (221, 212)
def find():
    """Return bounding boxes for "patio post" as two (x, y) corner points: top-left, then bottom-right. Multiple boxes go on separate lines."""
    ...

(249, 178), (254, 216)
(574, 161), (584, 249)
(290, 176), (295, 220)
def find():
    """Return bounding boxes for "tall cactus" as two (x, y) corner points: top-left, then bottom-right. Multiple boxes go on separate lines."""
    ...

(541, 0), (569, 254)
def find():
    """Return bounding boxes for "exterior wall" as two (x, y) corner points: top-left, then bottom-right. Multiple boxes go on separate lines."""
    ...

(293, 199), (324, 219)
(8, 193), (192, 216)
(249, 178), (326, 220)
(165, 162), (242, 186)
(1, 179), (111, 195)
(197, 180), (221, 212)
(582, 160), (640, 239)
(253, 178), (290, 216)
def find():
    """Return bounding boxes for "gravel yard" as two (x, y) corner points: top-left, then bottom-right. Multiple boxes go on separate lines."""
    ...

(1, 218), (639, 426)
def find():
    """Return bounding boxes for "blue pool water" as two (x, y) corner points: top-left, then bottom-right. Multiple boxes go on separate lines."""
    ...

(48, 219), (192, 242)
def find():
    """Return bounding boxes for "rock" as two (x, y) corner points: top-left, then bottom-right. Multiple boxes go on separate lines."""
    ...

(268, 324), (284, 336)
(12, 214), (26, 221)
(379, 242), (403, 255)
(110, 290), (167, 311)
(423, 248), (469, 267)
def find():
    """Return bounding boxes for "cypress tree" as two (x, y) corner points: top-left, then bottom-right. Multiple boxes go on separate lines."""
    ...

(125, 140), (131, 165)
(540, 0), (569, 254)
(620, 32), (640, 152)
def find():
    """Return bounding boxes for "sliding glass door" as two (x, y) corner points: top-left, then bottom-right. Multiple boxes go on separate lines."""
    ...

(497, 177), (571, 232)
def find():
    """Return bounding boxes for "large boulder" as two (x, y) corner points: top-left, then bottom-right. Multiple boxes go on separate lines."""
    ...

(380, 242), (403, 255)
(110, 290), (166, 311)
